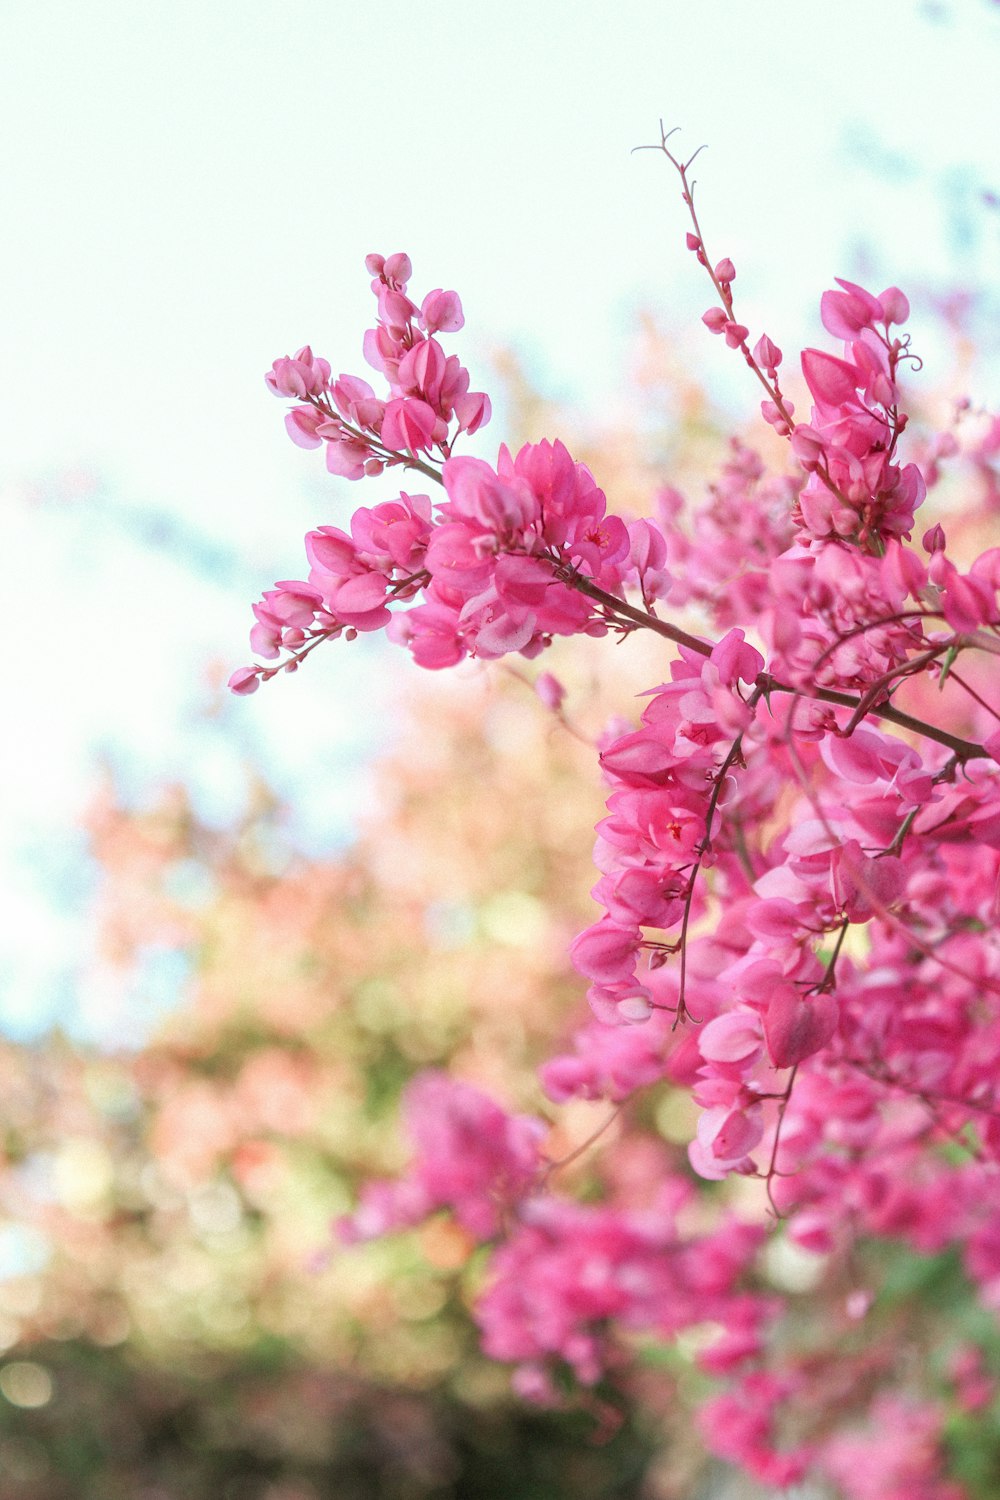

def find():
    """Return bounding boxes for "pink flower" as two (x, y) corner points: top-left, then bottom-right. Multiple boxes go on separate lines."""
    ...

(569, 920), (641, 985)
(265, 345), (331, 398)
(819, 277), (886, 340)
(753, 333), (782, 373)
(420, 288), (464, 334)
(763, 985), (838, 1068)
(228, 665), (261, 695)
(380, 396), (439, 453)
(534, 671), (565, 712)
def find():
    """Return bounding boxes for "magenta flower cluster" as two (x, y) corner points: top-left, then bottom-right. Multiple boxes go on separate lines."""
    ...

(234, 137), (1000, 1497)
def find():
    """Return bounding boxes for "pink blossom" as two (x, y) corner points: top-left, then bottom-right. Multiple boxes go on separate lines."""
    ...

(763, 985), (838, 1068)
(420, 288), (464, 334)
(819, 277), (886, 340)
(339, 1073), (544, 1245)
(380, 396), (438, 453)
(753, 333), (782, 372)
(534, 671), (565, 712)
(569, 920), (641, 985)
(241, 229), (1000, 1496)
(227, 665), (261, 695)
(265, 345), (331, 398)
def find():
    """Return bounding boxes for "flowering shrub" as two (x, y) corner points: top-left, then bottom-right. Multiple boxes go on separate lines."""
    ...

(234, 131), (1000, 1496)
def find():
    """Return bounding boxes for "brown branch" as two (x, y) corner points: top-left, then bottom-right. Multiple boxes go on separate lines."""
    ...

(562, 573), (989, 762)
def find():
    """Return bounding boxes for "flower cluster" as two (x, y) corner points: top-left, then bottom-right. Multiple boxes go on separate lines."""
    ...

(268, 253), (490, 479)
(569, 627), (764, 1030)
(339, 1072), (545, 1243)
(478, 1186), (767, 1394)
(234, 136), (1000, 1498)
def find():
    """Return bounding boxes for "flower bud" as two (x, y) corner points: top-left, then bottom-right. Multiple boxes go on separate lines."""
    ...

(228, 666), (261, 695)
(878, 285), (910, 326)
(753, 334), (782, 373)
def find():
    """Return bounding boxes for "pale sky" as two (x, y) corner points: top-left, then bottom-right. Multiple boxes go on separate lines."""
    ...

(0, 0), (998, 1039)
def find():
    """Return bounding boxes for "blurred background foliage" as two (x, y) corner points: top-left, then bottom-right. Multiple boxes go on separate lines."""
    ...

(1, 320), (999, 1500)
(0, 327), (703, 1499)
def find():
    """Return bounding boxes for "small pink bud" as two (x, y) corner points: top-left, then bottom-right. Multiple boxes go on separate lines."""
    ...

(723, 321), (748, 348)
(229, 666), (261, 696)
(685, 233), (701, 251)
(714, 258), (736, 284)
(760, 400), (788, 434)
(922, 522), (946, 554)
(760, 399), (794, 435)
(535, 671), (565, 712)
(702, 307), (727, 334)
(870, 372), (896, 407)
(878, 286), (910, 326)
(753, 334), (782, 372)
